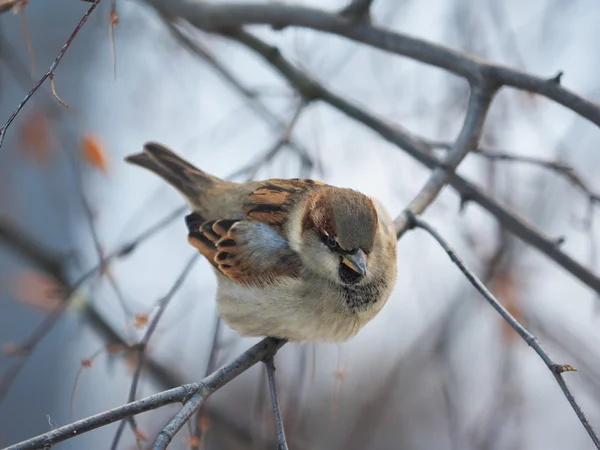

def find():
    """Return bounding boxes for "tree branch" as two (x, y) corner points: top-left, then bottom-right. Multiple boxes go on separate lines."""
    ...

(110, 253), (200, 450)
(152, 338), (286, 450)
(216, 28), (600, 297)
(5, 338), (284, 450)
(406, 212), (600, 449)
(394, 83), (496, 238)
(145, 0), (600, 128)
(0, 0), (100, 149)
(0, 207), (186, 407)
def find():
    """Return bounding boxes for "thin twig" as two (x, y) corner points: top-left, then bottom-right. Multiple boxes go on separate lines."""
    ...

(394, 83), (496, 238)
(339, 0), (375, 22)
(145, 1), (600, 127)
(190, 315), (223, 448)
(224, 29), (600, 296)
(427, 140), (600, 204)
(0, 207), (185, 407)
(152, 338), (286, 450)
(265, 353), (289, 450)
(0, 0), (100, 149)
(165, 20), (315, 174)
(110, 253), (200, 450)
(227, 100), (308, 180)
(406, 211), (600, 449)
(6, 339), (285, 450)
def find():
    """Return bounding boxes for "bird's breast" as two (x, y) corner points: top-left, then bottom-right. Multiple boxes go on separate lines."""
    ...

(214, 273), (390, 342)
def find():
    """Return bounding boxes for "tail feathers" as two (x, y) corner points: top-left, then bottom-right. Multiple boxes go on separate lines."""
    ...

(125, 142), (222, 198)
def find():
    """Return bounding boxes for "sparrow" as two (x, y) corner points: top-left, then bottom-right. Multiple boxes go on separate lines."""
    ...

(125, 142), (398, 342)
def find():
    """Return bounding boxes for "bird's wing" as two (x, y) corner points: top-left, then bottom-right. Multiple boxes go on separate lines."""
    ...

(186, 214), (302, 286)
(186, 178), (325, 286)
(242, 178), (325, 233)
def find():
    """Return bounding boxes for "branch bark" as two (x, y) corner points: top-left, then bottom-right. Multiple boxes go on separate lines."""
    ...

(218, 29), (600, 296)
(145, 0), (600, 128)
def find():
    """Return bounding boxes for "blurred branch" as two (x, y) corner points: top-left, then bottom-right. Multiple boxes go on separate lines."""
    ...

(0, 206), (185, 407)
(5, 338), (284, 450)
(215, 28), (600, 297)
(339, 0), (374, 23)
(0, 0), (100, 149)
(0, 0), (25, 14)
(406, 212), (600, 449)
(394, 83), (496, 237)
(265, 354), (289, 450)
(152, 338), (286, 450)
(228, 100), (308, 180)
(0, 216), (67, 283)
(428, 140), (600, 204)
(165, 20), (315, 175)
(146, 1), (600, 128)
(110, 254), (200, 450)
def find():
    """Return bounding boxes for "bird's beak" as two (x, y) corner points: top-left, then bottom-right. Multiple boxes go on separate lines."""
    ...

(342, 249), (368, 277)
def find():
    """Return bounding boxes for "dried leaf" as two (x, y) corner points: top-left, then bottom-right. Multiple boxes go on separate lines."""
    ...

(3, 342), (23, 356)
(333, 366), (347, 380)
(134, 314), (149, 329)
(184, 436), (201, 448)
(554, 364), (577, 374)
(80, 133), (109, 173)
(489, 270), (521, 343)
(133, 428), (149, 441)
(11, 269), (64, 312)
(18, 109), (54, 165)
(81, 358), (93, 368)
(106, 343), (126, 354)
(110, 10), (118, 25)
(198, 415), (212, 432)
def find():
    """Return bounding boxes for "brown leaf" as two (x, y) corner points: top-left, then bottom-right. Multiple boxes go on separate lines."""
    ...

(3, 342), (24, 356)
(109, 10), (118, 25)
(184, 436), (201, 448)
(18, 109), (54, 165)
(11, 269), (64, 312)
(489, 270), (522, 343)
(133, 428), (149, 442)
(198, 415), (212, 433)
(133, 314), (149, 329)
(554, 364), (577, 373)
(80, 133), (109, 173)
(106, 343), (126, 354)
(333, 366), (347, 380)
(81, 358), (93, 368)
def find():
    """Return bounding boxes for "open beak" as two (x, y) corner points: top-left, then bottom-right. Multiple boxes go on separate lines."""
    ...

(342, 249), (368, 277)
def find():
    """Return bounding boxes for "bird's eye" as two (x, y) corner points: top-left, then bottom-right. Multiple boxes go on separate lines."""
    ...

(325, 235), (337, 249)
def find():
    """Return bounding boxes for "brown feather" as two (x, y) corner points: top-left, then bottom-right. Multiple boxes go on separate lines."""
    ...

(244, 179), (325, 233)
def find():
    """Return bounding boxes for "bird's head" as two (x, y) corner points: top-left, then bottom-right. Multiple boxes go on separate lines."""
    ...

(297, 187), (378, 285)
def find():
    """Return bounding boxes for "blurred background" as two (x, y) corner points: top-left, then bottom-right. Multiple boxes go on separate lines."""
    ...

(1, 0), (600, 449)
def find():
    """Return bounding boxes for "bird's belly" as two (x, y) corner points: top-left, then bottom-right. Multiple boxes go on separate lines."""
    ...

(215, 278), (375, 342)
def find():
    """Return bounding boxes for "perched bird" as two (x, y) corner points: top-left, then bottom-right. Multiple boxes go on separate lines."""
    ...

(126, 142), (398, 342)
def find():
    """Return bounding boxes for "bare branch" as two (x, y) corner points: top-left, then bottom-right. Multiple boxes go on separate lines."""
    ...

(0, 0), (25, 14)
(265, 354), (289, 450)
(165, 20), (315, 174)
(0, 207), (186, 407)
(406, 212), (600, 449)
(427, 140), (600, 204)
(5, 338), (283, 450)
(394, 84), (496, 238)
(228, 100), (308, 180)
(339, 0), (374, 23)
(219, 29), (600, 296)
(152, 338), (286, 450)
(145, 0), (600, 128)
(0, 0), (100, 149)
(110, 253), (200, 450)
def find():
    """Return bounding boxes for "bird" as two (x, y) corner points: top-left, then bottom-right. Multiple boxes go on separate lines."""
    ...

(125, 142), (398, 342)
